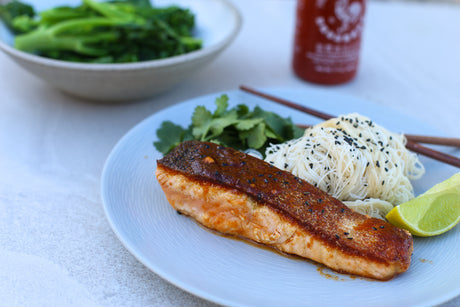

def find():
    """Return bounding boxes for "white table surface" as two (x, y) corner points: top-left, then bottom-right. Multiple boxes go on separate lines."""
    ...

(1, 0), (459, 306)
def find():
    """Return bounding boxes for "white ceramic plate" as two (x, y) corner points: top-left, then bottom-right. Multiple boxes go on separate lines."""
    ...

(101, 89), (460, 307)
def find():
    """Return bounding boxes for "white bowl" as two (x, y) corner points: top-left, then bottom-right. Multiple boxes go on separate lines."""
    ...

(0, 0), (241, 102)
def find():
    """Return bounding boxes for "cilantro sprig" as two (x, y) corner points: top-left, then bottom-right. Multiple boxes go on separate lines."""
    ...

(154, 94), (304, 156)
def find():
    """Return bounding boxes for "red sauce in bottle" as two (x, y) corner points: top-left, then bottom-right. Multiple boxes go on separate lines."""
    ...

(293, 0), (366, 84)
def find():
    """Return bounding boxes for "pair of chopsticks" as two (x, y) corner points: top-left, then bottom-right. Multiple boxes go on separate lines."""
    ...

(240, 85), (460, 169)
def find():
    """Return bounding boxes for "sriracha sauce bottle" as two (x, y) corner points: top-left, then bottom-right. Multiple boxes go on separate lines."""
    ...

(292, 0), (366, 84)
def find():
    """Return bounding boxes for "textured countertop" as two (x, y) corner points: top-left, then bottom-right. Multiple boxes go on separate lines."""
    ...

(1, 0), (459, 306)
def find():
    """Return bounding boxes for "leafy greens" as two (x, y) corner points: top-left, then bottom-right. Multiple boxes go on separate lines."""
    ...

(0, 0), (202, 63)
(154, 94), (305, 156)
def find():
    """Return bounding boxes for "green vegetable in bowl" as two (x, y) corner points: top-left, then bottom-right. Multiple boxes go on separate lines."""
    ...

(0, 0), (202, 63)
(154, 95), (305, 157)
(0, 0), (35, 33)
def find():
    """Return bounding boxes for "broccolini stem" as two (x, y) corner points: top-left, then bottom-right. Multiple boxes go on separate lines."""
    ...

(15, 17), (121, 55)
(83, 0), (144, 24)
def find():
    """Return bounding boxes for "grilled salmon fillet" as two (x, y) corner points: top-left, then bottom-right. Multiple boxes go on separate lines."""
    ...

(155, 141), (413, 280)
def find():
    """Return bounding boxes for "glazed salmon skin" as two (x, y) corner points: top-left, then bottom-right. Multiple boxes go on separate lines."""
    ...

(155, 140), (413, 280)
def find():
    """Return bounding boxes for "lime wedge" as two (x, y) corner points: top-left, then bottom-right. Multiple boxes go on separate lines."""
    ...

(386, 173), (460, 237)
(423, 173), (460, 195)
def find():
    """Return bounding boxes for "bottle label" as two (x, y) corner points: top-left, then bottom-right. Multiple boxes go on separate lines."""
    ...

(308, 0), (365, 74)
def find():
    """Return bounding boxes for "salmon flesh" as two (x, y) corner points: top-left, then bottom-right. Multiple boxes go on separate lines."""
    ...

(155, 141), (413, 280)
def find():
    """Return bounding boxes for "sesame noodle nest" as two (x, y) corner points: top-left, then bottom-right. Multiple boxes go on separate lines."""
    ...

(264, 113), (425, 219)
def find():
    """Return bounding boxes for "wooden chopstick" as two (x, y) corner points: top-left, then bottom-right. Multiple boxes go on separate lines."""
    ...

(403, 134), (460, 147)
(295, 124), (460, 147)
(240, 85), (460, 168)
(404, 141), (460, 168)
(240, 85), (334, 121)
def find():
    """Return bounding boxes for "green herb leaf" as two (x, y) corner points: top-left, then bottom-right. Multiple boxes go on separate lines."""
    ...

(235, 118), (264, 131)
(264, 127), (279, 139)
(213, 94), (229, 117)
(191, 106), (213, 140)
(154, 121), (187, 154)
(153, 94), (306, 157)
(247, 122), (267, 149)
(292, 125), (305, 139)
(206, 111), (238, 140)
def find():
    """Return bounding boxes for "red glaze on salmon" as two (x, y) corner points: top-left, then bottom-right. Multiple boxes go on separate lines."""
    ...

(156, 141), (413, 280)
